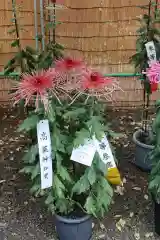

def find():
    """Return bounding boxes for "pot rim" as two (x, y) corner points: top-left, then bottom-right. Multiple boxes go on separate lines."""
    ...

(55, 214), (91, 224)
(133, 129), (154, 150)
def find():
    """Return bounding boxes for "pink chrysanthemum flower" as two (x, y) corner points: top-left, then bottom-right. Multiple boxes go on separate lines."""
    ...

(81, 70), (112, 90)
(55, 57), (85, 72)
(54, 57), (86, 92)
(143, 61), (160, 83)
(13, 69), (56, 111)
(70, 68), (121, 103)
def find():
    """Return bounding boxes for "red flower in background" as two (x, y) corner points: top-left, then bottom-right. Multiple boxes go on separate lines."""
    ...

(82, 70), (112, 90)
(55, 57), (85, 72)
(13, 69), (56, 111)
(151, 82), (158, 92)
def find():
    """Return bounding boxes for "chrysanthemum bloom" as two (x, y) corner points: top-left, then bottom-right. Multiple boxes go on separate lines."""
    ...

(143, 61), (160, 84)
(81, 71), (112, 90)
(12, 69), (56, 111)
(54, 57), (86, 93)
(79, 69), (119, 101)
(55, 57), (85, 72)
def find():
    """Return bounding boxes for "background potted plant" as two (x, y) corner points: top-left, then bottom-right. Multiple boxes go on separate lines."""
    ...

(149, 100), (160, 236)
(131, 0), (160, 171)
(13, 57), (121, 239)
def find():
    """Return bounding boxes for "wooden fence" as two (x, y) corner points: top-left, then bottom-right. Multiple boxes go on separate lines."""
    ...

(0, 0), (156, 107)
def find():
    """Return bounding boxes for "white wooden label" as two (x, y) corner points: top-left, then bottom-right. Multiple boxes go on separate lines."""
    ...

(37, 120), (52, 189)
(145, 41), (157, 62)
(94, 135), (116, 169)
(71, 139), (96, 166)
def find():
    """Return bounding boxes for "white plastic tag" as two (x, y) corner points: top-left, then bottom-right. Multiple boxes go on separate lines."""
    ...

(71, 139), (96, 166)
(145, 41), (157, 62)
(37, 120), (52, 189)
(94, 135), (116, 169)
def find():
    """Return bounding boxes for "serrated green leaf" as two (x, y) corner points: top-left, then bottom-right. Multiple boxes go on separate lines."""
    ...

(63, 108), (86, 120)
(94, 152), (106, 174)
(20, 166), (33, 174)
(31, 163), (40, 180)
(54, 175), (65, 198)
(18, 115), (40, 132)
(23, 144), (38, 163)
(58, 166), (72, 183)
(45, 193), (54, 205)
(48, 204), (55, 214)
(87, 116), (104, 140)
(87, 166), (96, 185)
(72, 173), (90, 195)
(85, 194), (97, 217)
(99, 177), (113, 197)
(74, 128), (90, 147)
(55, 198), (71, 214)
(30, 183), (41, 195)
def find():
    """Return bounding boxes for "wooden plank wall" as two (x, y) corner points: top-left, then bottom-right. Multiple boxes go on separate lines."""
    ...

(0, 0), (156, 107)
(55, 0), (157, 107)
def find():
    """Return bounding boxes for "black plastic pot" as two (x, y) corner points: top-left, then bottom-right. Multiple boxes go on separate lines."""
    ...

(55, 214), (92, 240)
(133, 129), (154, 171)
(154, 200), (160, 236)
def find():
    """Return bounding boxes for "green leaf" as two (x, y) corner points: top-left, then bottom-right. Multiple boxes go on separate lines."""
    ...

(31, 163), (40, 180)
(85, 194), (97, 217)
(18, 115), (40, 132)
(58, 166), (72, 183)
(8, 28), (16, 34)
(46, 104), (55, 123)
(45, 192), (54, 205)
(63, 108), (86, 120)
(54, 175), (65, 198)
(26, 46), (37, 55)
(11, 39), (19, 47)
(74, 128), (90, 147)
(99, 177), (113, 198)
(94, 152), (106, 174)
(72, 172), (90, 195)
(48, 204), (55, 214)
(55, 198), (71, 214)
(87, 166), (96, 185)
(87, 116), (104, 140)
(23, 144), (38, 163)
(20, 166), (33, 174)
(30, 183), (41, 195)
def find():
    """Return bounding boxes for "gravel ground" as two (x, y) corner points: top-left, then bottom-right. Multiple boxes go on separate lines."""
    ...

(0, 106), (160, 240)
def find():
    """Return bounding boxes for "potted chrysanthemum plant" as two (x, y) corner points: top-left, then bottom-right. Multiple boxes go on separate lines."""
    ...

(131, 0), (160, 171)
(149, 100), (160, 236)
(12, 57), (121, 240)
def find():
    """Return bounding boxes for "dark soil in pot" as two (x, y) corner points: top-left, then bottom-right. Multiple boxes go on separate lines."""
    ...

(55, 211), (92, 240)
(133, 129), (154, 171)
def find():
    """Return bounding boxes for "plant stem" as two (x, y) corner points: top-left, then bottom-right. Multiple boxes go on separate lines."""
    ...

(144, 93), (150, 133)
(154, 0), (158, 20)
(11, 0), (24, 71)
(147, 0), (152, 40)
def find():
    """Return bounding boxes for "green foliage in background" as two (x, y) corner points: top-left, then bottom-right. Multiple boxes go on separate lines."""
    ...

(4, 0), (63, 75)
